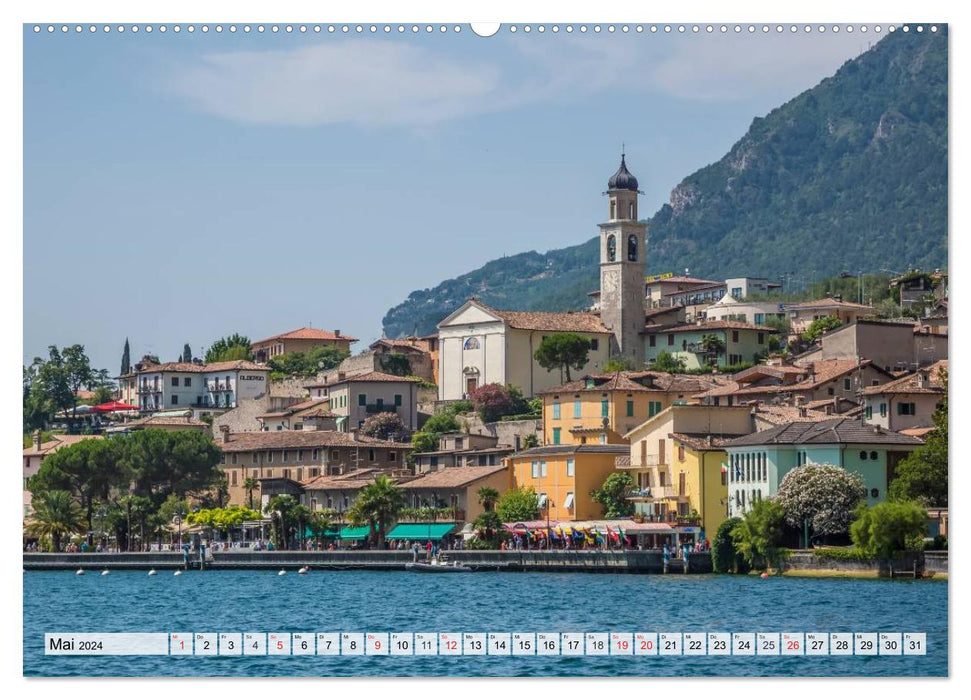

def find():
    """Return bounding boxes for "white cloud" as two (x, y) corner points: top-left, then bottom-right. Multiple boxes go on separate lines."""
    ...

(165, 33), (868, 127)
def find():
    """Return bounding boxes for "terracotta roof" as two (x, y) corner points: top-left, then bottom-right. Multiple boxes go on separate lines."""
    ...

(333, 371), (421, 385)
(137, 360), (267, 374)
(700, 359), (879, 398)
(23, 434), (102, 457)
(257, 398), (329, 418)
(725, 418), (924, 447)
(475, 301), (609, 334)
(369, 338), (429, 353)
(252, 327), (358, 344)
(125, 415), (208, 429)
(731, 364), (810, 383)
(754, 405), (831, 425)
(862, 360), (948, 396)
(539, 371), (718, 396)
(900, 427), (936, 438)
(652, 320), (778, 333)
(301, 468), (399, 492)
(400, 465), (507, 489)
(784, 297), (874, 312)
(670, 432), (745, 450)
(217, 431), (406, 452)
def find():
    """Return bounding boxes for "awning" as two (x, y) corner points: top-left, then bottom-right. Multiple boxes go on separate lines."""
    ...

(386, 523), (457, 541)
(337, 525), (372, 541)
(623, 523), (676, 534)
(304, 526), (341, 538)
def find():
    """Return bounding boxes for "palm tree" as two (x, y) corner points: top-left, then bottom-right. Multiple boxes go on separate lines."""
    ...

(27, 490), (84, 552)
(306, 509), (334, 549)
(243, 478), (259, 510)
(347, 476), (405, 549)
(477, 486), (500, 512)
(264, 495), (300, 549)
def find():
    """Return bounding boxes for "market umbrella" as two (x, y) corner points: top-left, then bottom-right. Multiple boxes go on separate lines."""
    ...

(91, 400), (139, 413)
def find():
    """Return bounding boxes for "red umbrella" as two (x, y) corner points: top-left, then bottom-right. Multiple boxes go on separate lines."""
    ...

(91, 400), (138, 413)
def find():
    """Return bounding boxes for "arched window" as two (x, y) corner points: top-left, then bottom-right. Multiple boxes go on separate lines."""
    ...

(627, 234), (638, 261)
(606, 235), (616, 262)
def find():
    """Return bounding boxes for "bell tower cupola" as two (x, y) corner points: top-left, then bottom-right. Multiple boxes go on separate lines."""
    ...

(598, 151), (647, 362)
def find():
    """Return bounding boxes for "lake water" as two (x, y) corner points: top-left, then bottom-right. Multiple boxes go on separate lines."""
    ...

(23, 570), (947, 677)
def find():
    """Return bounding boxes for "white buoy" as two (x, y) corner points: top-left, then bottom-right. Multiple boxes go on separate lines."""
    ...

(174, 570), (183, 576)
(148, 569), (157, 576)
(298, 566), (309, 575)
(278, 570), (287, 576)
(101, 569), (110, 576)
(76, 569), (84, 576)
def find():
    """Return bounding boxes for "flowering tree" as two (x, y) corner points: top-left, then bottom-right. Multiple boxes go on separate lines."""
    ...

(776, 464), (866, 538)
(360, 412), (405, 440)
(470, 383), (527, 423)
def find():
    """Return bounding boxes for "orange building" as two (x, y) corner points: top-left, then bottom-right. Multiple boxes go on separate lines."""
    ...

(506, 444), (629, 522)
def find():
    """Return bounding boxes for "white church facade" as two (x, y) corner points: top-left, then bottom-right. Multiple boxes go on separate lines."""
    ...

(437, 154), (648, 401)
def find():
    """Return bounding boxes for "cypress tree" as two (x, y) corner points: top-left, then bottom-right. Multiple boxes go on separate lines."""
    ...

(121, 338), (131, 375)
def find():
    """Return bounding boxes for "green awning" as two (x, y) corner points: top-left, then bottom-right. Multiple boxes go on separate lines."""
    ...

(386, 523), (457, 541)
(304, 526), (341, 538)
(337, 525), (372, 541)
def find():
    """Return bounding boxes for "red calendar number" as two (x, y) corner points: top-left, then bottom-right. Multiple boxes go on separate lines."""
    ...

(447, 641), (457, 650)
(640, 640), (654, 650)
(787, 640), (800, 651)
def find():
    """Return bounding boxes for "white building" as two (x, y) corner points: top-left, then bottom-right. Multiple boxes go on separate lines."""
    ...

(136, 360), (270, 416)
(437, 300), (611, 400)
(704, 294), (788, 327)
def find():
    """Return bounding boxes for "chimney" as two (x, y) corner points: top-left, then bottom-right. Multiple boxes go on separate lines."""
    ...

(335, 330), (341, 337)
(219, 424), (230, 444)
(798, 406), (807, 418)
(833, 294), (842, 302)
(916, 370), (927, 388)
(34, 430), (42, 451)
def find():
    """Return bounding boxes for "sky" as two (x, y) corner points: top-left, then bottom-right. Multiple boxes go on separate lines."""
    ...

(23, 24), (876, 375)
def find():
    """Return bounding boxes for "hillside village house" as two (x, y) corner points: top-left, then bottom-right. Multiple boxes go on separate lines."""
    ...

(250, 327), (357, 363)
(413, 432), (514, 473)
(399, 465), (509, 525)
(783, 297), (875, 335)
(436, 300), (612, 400)
(506, 444), (630, 522)
(699, 358), (896, 408)
(644, 320), (776, 369)
(796, 319), (948, 372)
(889, 270), (947, 310)
(538, 371), (721, 446)
(704, 294), (788, 327)
(306, 371), (420, 433)
(217, 428), (407, 507)
(136, 360), (270, 416)
(862, 360), (947, 432)
(621, 405), (755, 536)
(23, 433), (101, 518)
(723, 418), (923, 518)
(256, 398), (336, 432)
(724, 277), (783, 299)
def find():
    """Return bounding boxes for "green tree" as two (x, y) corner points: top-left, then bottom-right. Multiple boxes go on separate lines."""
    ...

(263, 495), (301, 549)
(410, 432), (439, 454)
(471, 510), (503, 546)
(850, 501), (928, 558)
(306, 509), (335, 548)
(477, 486), (500, 512)
(121, 430), (224, 508)
(533, 332), (592, 381)
(711, 517), (747, 573)
(347, 475), (405, 549)
(590, 472), (636, 518)
(182, 344), (193, 363)
(521, 433), (539, 449)
(700, 334), (727, 365)
(730, 499), (786, 570)
(158, 494), (189, 533)
(205, 334), (253, 363)
(26, 490), (84, 552)
(421, 411), (461, 434)
(802, 316), (844, 343)
(266, 346), (348, 378)
(381, 353), (412, 377)
(121, 338), (131, 376)
(243, 477), (260, 510)
(651, 351), (687, 373)
(496, 486), (539, 523)
(775, 464), (867, 541)
(603, 356), (642, 372)
(890, 373), (947, 506)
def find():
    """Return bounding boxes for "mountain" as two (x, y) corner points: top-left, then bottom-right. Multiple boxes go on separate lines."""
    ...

(383, 26), (947, 339)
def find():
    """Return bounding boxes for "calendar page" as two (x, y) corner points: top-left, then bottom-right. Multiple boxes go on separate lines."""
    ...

(20, 3), (950, 686)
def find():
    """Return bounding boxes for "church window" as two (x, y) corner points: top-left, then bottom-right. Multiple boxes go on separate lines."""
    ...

(627, 235), (638, 261)
(606, 235), (616, 262)
(610, 201), (616, 220)
(463, 337), (480, 350)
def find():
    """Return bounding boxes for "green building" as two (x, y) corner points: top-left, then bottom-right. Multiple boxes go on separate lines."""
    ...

(645, 320), (776, 369)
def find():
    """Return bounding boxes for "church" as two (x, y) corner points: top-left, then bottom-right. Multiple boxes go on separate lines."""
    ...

(436, 154), (648, 401)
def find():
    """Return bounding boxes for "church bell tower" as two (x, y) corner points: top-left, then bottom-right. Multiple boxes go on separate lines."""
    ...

(599, 152), (647, 362)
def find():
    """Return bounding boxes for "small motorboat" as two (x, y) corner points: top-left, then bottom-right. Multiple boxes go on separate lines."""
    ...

(406, 558), (472, 573)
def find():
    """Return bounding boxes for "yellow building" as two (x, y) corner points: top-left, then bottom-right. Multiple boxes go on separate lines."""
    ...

(506, 445), (630, 522)
(621, 405), (756, 537)
(539, 371), (719, 446)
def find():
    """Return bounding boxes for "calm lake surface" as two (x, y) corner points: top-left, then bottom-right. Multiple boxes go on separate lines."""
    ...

(23, 570), (947, 677)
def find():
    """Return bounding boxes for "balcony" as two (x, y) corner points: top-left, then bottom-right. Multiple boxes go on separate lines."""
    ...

(208, 383), (233, 392)
(365, 403), (398, 414)
(137, 385), (160, 394)
(625, 485), (686, 501)
(625, 455), (668, 468)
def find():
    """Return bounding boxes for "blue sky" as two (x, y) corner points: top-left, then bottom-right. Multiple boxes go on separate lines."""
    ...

(24, 25), (872, 374)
